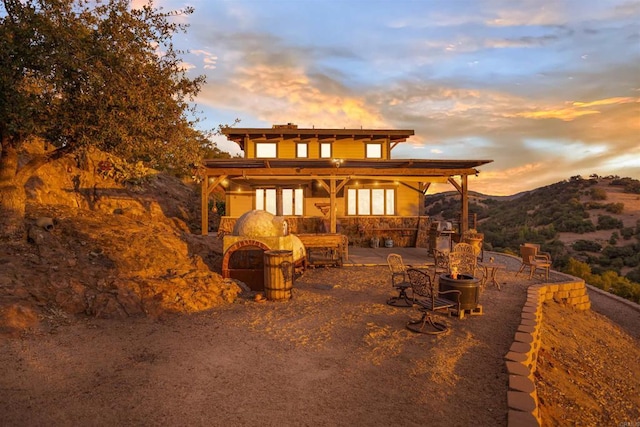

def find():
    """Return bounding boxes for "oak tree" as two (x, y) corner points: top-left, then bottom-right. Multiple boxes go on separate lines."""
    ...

(0, 0), (210, 237)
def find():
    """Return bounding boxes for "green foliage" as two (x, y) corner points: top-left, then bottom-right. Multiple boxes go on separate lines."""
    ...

(598, 215), (623, 230)
(621, 227), (635, 240)
(590, 187), (607, 200)
(564, 258), (640, 303)
(0, 0), (220, 177)
(605, 203), (624, 214)
(611, 177), (640, 194)
(97, 154), (155, 185)
(572, 240), (602, 252)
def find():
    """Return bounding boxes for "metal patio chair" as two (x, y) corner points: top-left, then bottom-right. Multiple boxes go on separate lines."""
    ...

(405, 268), (461, 335)
(386, 253), (413, 307)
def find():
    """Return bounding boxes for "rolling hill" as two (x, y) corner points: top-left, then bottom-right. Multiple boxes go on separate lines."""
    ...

(425, 175), (640, 301)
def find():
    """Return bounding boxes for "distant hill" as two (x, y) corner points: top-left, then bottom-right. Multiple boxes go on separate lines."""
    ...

(425, 176), (640, 302)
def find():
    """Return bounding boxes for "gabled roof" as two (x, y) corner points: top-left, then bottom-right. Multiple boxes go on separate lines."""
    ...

(221, 126), (415, 150)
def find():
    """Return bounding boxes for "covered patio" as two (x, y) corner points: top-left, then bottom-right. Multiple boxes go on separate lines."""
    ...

(200, 158), (493, 242)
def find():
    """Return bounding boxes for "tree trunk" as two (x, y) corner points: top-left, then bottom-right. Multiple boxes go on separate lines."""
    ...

(0, 143), (27, 239)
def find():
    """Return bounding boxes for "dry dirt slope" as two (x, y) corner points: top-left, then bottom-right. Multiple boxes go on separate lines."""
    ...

(1, 147), (235, 335)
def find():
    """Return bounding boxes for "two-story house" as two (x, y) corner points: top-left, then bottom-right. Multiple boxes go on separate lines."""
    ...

(201, 123), (491, 248)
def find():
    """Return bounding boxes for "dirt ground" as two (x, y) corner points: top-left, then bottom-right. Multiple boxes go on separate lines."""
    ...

(2, 254), (639, 426)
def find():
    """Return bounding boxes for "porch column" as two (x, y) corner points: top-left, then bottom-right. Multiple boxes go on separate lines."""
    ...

(329, 179), (337, 233)
(461, 175), (469, 233)
(276, 187), (283, 216)
(201, 177), (209, 236)
(448, 176), (469, 234)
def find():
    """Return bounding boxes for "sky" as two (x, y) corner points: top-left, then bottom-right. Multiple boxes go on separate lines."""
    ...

(139, 0), (638, 195)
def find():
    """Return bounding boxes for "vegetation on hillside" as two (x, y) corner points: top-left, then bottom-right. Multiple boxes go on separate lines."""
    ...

(0, 0), (220, 237)
(425, 175), (640, 303)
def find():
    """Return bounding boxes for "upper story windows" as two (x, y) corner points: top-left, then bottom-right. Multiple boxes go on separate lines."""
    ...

(251, 138), (390, 159)
(255, 142), (277, 158)
(365, 143), (383, 159)
(320, 142), (332, 158)
(296, 142), (308, 158)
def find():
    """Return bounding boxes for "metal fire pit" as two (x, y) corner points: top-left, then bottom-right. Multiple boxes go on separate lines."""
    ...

(438, 274), (480, 311)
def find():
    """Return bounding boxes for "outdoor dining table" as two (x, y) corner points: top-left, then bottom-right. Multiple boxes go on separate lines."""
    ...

(479, 261), (506, 290)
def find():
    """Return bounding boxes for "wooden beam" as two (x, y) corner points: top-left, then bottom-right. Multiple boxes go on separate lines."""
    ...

(448, 177), (462, 193)
(207, 175), (227, 196)
(335, 178), (349, 194)
(399, 181), (422, 194)
(201, 178), (209, 236)
(202, 167), (476, 177)
(330, 179), (337, 233)
(316, 179), (330, 193)
(461, 175), (469, 233)
(202, 175), (228, 235)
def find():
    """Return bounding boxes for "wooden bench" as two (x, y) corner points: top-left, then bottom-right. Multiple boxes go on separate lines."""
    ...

(296, 233), (348, 267)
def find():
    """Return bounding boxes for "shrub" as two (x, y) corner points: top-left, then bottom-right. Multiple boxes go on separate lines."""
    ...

(621, 227), (634, 240)
(598, 215), (623, 230)
(565, 258), (640, 303)
(590, 187), (607, 200)
(605, 203), (624, 214)
(572, 240), (602, 252)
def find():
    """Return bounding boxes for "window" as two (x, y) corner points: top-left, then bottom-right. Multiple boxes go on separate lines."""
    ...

(320, 142), (332, 158)
(256, 142), (277, 158)
(256, 188), (304, 215)
(365, 143), (382, 158)
(256, 189), (276, 214)
(296, 143), (308, 158)
(347, 187), (395, 215)
(282, 188), (304, 215)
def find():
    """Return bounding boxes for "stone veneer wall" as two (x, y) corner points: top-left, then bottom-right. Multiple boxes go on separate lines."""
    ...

(505, 278), (591, 426)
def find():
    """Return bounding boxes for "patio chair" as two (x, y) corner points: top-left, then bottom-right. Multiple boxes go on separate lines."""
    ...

(448, 250), (478, 277)
(386, 253), (412, 307)
(405, 268), (461, 335)
(522, 243), (552, 262)
(452, 242), (475, 255)
(431, 248), (450, 282)
(517, 244), (551, 280)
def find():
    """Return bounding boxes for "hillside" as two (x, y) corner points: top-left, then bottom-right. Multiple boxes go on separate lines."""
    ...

(425, 176), (640, 301)
(0, 145), (238, 335)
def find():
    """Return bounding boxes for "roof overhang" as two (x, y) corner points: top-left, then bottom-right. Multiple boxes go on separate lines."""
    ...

(202, 158), (492, 182)
(221, 127), (415, 150)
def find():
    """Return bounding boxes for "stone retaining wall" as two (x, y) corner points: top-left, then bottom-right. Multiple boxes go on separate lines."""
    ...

(505, 278), (590, 426)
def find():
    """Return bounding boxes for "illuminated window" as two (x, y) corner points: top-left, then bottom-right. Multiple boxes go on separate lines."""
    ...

(256, 189), (276, 213)
(347, 187), (395, 215)
(296, 143), (308, 158)
(256, 188), (304, 215)
(365, 143), (382, 158)
(282, 188), (304, 215)
(320, 142), (332, 158)
(256, 142), (277, 158)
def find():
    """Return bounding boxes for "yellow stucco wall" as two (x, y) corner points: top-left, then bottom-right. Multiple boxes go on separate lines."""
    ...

(233, 135), (422, 219)
(247, 138), (390, 160)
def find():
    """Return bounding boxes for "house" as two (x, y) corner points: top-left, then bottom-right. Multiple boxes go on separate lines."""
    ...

(200, 123), (491, 247)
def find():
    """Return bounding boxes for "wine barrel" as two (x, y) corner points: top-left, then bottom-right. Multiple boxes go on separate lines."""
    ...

(263, 250), (294, 301)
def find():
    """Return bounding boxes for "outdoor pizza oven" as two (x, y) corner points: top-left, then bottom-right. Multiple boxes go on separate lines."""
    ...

(221, 210), (306, 291)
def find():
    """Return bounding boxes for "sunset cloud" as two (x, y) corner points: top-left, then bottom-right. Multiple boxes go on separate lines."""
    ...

(161, 0), (639, 194)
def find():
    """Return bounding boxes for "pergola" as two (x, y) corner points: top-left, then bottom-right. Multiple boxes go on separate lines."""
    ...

(200, 158), (493, 236)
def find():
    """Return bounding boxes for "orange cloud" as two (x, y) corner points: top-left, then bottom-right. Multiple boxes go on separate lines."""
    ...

(228, 64), (388, 128)
(510, 96), (639, 121)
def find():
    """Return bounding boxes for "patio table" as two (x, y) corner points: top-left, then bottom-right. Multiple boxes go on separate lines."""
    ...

(479, 261), (506, 290)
